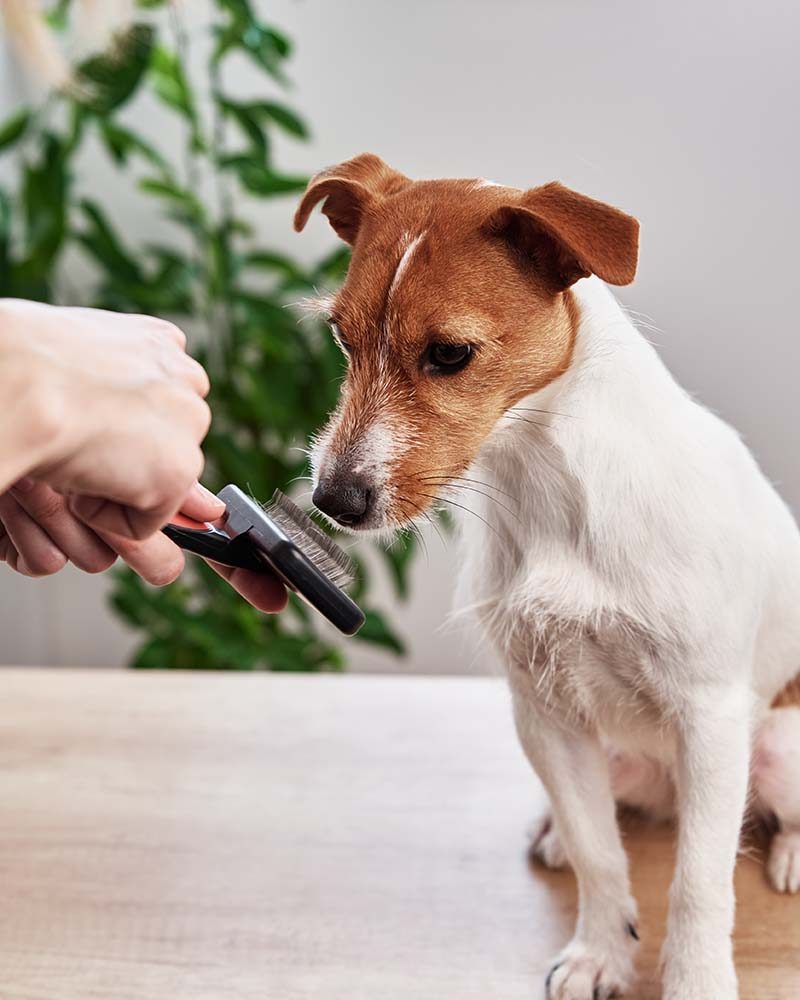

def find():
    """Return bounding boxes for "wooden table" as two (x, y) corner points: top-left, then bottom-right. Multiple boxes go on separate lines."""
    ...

(0, 669), (796, 1000)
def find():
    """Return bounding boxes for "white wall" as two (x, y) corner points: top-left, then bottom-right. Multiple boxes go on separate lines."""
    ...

(1, 0), (798, 673)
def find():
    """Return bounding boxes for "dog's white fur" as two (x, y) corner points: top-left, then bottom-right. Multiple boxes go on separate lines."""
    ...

(448, 275), (800, 998)
(312, 272), (800, 998)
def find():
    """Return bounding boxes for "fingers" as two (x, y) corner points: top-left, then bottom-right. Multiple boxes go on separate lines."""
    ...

(98, 526), (186, 587)
(0, 491), (67, 576)
(130, 313), (187, 350)
(0, 477), (289, 612)
(69, 443), (205, 540)
(206, 560), (288, 613)
(9, 478), (116, 573)
(181, 355), (211, 398)
(179, 482), (226, 523)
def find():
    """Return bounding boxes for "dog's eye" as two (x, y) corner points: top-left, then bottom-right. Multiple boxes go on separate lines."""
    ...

(329, 321), (352, 355)
(426, 342), (473, 374)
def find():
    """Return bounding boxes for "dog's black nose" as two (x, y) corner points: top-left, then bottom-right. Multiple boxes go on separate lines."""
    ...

(313, 476), (372, 527)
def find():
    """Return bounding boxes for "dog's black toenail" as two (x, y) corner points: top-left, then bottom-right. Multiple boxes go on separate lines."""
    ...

(626, 919), (640, 941)
(545, 962), (562, 996)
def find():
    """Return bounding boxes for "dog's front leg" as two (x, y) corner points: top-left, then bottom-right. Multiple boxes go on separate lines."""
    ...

(510, 685), (639, 1000)
(662, 685), (751, 1000)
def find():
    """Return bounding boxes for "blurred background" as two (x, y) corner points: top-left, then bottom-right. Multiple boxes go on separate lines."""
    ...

(1, 0), (798, 674)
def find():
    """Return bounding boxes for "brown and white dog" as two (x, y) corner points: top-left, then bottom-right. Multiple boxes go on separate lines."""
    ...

(294, 153), (800, 1000)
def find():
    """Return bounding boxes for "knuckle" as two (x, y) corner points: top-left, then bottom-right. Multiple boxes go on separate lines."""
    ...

(195, 398), (212, 436)
(195, 364), (211, 397)
(28, 491), (67, 523)
(134, 486), (163, 513)
(150, 317), (186, 347)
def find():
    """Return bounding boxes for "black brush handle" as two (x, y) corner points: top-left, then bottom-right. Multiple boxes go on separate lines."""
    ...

(161, 524), (267, 573)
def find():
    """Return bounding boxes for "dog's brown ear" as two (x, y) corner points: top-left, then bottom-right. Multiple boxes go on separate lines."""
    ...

(485, 182), (639, 288)
(294, 153), (409, 245)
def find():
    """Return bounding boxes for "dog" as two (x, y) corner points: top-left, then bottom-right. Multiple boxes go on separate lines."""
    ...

(294, 153), (800, 1000)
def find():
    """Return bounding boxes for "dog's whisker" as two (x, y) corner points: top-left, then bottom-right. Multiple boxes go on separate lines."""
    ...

(396, 495), (442, 553)
(417, 481), (521, 522)
(502, 414), (551, 429)
(417, 493), (503, 541)
(416, 474), (520, 503)
(508, 406), (576, 419)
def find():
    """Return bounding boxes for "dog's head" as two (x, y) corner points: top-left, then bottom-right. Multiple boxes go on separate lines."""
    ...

(295, 153), (639, 533)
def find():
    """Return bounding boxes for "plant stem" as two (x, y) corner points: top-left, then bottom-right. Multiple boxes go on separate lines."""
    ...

(209, 54), (236, 365)
(167, 3), (220, 374)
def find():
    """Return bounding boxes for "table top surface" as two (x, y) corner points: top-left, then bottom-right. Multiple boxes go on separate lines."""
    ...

(0, 668), (797, 1000)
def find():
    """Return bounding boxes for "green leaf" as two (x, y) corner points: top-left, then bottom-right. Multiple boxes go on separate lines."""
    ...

(76, 199), (143, 282)
(139, 176), (206, 222)
(242, 250), (306, 283)
(212, 15), (292, 83)
(46, 0), (71, 31)
(0, 109), (31, 153)
(355, 609), (406, 656)
(379, 532), (417, 601)
(150, 45), (199, 129)
(235, 164), (308, 198)
(131, 637), (174, 669)
(250, 100), (308, 139)
(77, 24), (155, 115)
(214, 0), (254, 18)
(19, 132), (68, 276)
(218, 97), (308, 147)
(311, 246), (351, 283)
(99, 121), (167, 171)
(218, 97), (269, 160)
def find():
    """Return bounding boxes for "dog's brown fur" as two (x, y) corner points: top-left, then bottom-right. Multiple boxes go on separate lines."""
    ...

(294, 154), (639, 525)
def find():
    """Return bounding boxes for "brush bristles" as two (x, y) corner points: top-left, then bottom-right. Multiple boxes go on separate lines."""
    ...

(265, 490), (355, 589)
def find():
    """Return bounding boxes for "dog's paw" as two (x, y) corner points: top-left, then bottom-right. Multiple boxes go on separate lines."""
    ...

(529, 814), (570, 871)
(544, 939), (635, 999)
(767, 830), (800, 894)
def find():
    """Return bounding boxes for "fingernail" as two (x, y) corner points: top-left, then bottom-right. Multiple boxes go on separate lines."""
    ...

(11, 476), (36, 494)
(193, 483), (225, 509)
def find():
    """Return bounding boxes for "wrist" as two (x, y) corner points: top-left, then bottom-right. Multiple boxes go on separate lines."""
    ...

(0, 302), (68, 488)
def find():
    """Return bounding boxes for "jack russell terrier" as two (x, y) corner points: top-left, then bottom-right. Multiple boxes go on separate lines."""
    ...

(294, 153), (800, 1000)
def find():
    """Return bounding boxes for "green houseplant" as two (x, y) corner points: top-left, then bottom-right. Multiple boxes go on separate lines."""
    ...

(0, 0), (418, 669)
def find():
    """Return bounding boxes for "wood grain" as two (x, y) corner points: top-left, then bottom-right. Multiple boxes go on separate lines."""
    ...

(0, 669), (796, 999)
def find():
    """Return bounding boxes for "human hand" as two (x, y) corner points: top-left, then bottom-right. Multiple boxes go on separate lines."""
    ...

(0, 477), (288, 612)
(1, 299), (210, 539)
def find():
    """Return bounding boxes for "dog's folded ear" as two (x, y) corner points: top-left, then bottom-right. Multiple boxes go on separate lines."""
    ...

(294, 153), (409, 245)
(485, 182), (639, 288)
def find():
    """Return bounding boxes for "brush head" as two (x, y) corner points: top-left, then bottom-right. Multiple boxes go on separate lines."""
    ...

(263, 490), (355, 589)
(216, 483), (364, 634)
